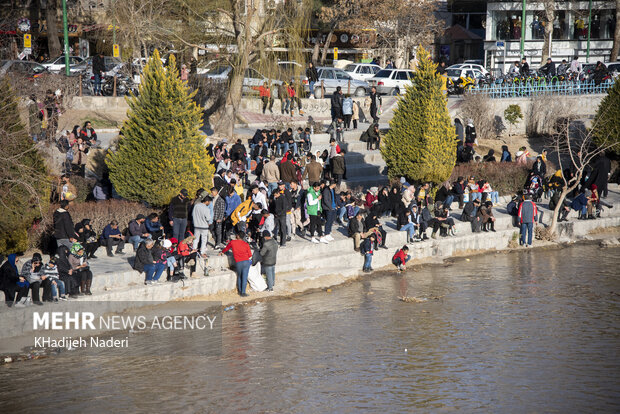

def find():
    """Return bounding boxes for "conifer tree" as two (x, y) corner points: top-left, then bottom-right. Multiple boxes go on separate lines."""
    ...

(0, 79), (49, 253)
(592, 79), (620, 156)
(106, 50), (214, 206)
(380, 46), (456, 186)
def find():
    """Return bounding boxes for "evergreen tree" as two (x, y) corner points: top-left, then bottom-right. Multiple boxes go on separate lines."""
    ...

(106, 50), (214, 206)
(380, 46), (456, 186)
(0, 79), (49, 253)
(592, 80), (620, 156)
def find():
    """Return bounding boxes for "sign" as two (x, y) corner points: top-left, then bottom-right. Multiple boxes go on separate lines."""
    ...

(113, 44), (120, 58)
(495, 41), (505, 48)
(333, 47), (338, 60)
(24, 47), (32, 55)
(24, 33), (31, 48)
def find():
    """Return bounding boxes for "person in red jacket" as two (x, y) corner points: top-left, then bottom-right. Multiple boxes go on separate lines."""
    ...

(259, 82), (273, 114)
(392, 245), (410, 272)
(220, 232), (253, 297)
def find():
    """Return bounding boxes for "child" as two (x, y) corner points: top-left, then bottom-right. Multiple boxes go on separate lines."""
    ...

(392, 246), (410, 272)
(360, 233), (376, 273)
(42, 257), (68, 301)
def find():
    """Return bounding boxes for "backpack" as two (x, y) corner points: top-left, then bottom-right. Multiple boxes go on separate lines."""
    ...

(506, 200), (518, 216)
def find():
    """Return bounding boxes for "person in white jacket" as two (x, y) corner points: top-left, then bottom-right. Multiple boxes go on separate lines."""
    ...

(192, 195), (213, 255)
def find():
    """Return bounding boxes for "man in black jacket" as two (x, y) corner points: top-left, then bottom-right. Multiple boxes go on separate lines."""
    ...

(348, 211), (371, 251)
(53, 200), (78, 250)
(92, 52), (105, 96)
(369, 86), (381, 123)
(272, 183), (289, 247)
(461, 199), (482, 232)
(519, 57), (529, 77)
(330, 87), (343, 122)
(230, 139), (247, 163)
(452, 176), (466, 208)
(259, 230), (278, 291)
(169, 189), (190, 242)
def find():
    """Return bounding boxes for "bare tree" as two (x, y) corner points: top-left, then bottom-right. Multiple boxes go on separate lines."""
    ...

(540, 0), (555, 64)
(611, 0), (620, 61)
(548, 115), (619, 235)
(45, 0), (62, 57)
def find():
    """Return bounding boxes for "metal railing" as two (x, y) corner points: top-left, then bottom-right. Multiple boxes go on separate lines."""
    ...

(468, 79), (614, 98)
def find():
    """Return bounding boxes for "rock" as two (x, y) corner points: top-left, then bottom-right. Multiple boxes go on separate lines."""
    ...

(599, 238), (620, 248)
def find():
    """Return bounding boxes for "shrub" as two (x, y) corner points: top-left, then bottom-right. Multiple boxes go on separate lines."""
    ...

(67, 200), (156, 236)
(381, 46), (456, 186)
(106, 51), (215, 206)
(70, 176), (96, 203)
(450, 162), (529, 196)
(458, 93), (497, 139)
(592, 79), (620, 156)
(0, 78), (50, 254)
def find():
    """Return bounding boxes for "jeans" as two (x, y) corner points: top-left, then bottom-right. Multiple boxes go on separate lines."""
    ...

(94, 73), (102, 94)
(337, 206), (347, 222)
(50, 279), (66, 298)
(520, 222), (534, 246)
(193, 227), (210, 253)
(129, 235), (146, 250)
(245, 155), (252, 171)
(324, 210), (336, 235)
(172, 218), (188, 242)
(267, 182), (278, 197)
(400, 223), (416, 239)
(392, 255), (411, 267)
(444, 195), (454, 208)
(235, 260), (251, 295)
(364, 253), (373, 270)
(488, 192), (499, 204)
(144, 262), (166, 282)
(263, 265), (275, 289)
(470, 192), (482, 201)
(277, 142), (289, 155)
(309, 81), (315, 97)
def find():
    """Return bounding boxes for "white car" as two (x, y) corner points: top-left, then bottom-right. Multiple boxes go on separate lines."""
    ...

(343, 63), (382, 81)
(41, 55), (84, 73)
(445, 67), (486, 82)
(368, 68), (415, 95)
(447, 63), (489, 76)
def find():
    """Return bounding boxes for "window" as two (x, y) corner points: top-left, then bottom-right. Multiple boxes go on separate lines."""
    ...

(321, 69), (334, 79)
(371, 66), (381, 74)
(336, 71), (350, 80)
(395, 71), (409, 80)
(344, 64), (356, 72)
(360, 66), (372, 75)
(375, 69), (393, 78)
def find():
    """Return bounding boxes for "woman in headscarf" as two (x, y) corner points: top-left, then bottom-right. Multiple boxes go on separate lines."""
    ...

(69, 243), (93, 295)
(0, 254), (28, 306)
(75, 219), (99, 259)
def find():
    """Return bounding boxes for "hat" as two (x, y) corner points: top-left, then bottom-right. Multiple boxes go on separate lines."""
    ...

(180, 189), (189, 197)
(70, 243), (84, 255)
(32, 253), (42, 262)
(262, 230), (271, 238)
(400, 177), (406, 184)
(136, 214), (146, 220)
(169, 237), (178, 244)
(48, 257), (57, 265)
(277, 180), (285, 186)
(162, 239), (172, 249)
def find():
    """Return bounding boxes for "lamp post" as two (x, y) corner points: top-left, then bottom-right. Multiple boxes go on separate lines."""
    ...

(62, 0), (70, 76)
(586, 0), (593, 62)
(520, 0), (526, 58)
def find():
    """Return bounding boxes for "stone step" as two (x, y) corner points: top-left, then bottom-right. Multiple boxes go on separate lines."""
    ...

(344, 163), (387, 178)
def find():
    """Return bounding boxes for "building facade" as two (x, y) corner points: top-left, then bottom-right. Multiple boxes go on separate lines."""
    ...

(485, 1), (617, 71)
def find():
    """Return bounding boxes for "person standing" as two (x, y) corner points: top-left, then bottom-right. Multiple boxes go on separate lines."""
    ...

(342, 94), (353, 130)
(28, 94), (41, 142)
(259, 82), (273, 114)
(192, 195), (213, 255)
(369, 86), (381, 124)
(518, 194), (538, 247)
(273, 184), (289, 247)
(351, 100), (359, 129)
(220, 232), (253, 297)
(307, 182), (326, 244)
(92, 51), (105, 96)
(306, 62), (319, 98)
(330, 86), (343, 122)
(321, 180), (338, 242)
(210, 187), (226, 249)
(259, 230), (278, 291)
(519, 57), (529, 77)
(53, 200), (78, 251)
(361, 233), (376, 273)
(169, 189), (190, 242)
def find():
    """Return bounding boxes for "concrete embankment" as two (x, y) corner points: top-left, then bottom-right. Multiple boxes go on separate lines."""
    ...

(1, 185), (619, 346)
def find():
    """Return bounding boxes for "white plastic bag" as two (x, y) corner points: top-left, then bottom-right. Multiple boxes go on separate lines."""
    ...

(247, 263), (267, 292)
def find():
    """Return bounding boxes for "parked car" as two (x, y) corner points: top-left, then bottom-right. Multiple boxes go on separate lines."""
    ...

(343, 63), (382, 81)
(205, 65), (231, 81)
(72, 56), (122, 76)
(310, 67), (369, 97)
(41, 55), (84, 73)
(445, 67), (486, 82)
(0, 60), (49, 79)
(368, 68), (415, 95)
(242, 68), (282, 96)
(447, 63), (489, 76)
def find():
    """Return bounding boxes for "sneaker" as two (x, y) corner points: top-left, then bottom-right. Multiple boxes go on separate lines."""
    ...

(144, 280), (152, 285)
(107, 253), (114, 257)
(34, 301), (44, 306)
(14, 302), (25, 308)
(397, 264), (404, 271)
(325, 234), (334, 241)
(311, 237), (319, 244)
(319, 237), (330, 244)
(59, 296), (68, 301)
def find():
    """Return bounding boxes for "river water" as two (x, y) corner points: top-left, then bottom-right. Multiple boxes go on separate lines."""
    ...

(1, 245), (619, 413)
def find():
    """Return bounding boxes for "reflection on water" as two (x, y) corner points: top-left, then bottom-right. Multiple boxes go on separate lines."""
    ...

(1, 245), (619, 413)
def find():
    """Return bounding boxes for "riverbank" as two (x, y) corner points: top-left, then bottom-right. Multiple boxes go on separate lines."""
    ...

(1, 185), (619, 357)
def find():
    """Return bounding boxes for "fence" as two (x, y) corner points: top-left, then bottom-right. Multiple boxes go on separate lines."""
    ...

(468, 79), (614, 98)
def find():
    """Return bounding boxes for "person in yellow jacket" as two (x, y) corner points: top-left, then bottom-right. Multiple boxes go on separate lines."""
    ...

(231, 198), (258, 235)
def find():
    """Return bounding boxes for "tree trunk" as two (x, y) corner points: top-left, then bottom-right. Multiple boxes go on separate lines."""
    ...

(549, 182), (579, 235)
(320, 28), (335, 65)
(45, 0), (62, 57)
(540, 1), (555, 64)
(611, 1), (620, 61)
(311, 33), (322, 64)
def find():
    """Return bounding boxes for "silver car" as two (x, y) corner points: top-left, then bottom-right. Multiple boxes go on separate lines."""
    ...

(312, 67), (369, 97)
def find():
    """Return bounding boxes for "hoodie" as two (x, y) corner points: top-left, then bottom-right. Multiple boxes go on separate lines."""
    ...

(53, 208), (77, 240)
